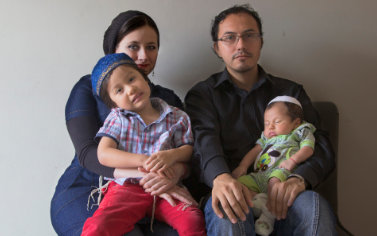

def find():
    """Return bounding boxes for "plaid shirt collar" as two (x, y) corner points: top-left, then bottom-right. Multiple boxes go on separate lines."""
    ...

(115, 97), (173, 124)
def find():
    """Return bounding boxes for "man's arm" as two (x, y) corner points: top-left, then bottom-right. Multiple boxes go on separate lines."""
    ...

(185, 82), (230, 187)
(185, 82), (253, 223)
(294, 90), (336, 187)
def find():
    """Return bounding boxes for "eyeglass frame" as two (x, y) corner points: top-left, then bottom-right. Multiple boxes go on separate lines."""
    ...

(216, 31), (262, 45)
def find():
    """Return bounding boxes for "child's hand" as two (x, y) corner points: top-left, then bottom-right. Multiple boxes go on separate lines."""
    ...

(279, 159), (296, 171)
(144, 150), (174, 173)
(232, 165), (248, 179)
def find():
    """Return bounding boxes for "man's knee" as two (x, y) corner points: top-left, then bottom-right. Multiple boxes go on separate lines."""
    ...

(204, 197), (255, 236)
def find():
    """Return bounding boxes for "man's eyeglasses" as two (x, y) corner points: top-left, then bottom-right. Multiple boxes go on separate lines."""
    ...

(217, 32), (262, 45)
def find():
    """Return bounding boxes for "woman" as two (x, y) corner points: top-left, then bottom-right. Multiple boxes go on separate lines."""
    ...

(51, 10), (191, 236)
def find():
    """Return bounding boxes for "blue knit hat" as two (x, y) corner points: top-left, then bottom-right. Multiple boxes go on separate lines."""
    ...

(91, 53), (136, 96)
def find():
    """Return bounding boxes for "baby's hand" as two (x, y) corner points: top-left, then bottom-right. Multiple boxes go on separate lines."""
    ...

(279, 159), (296, 171)
(144, 150), (174, 173)
(232, 166), (247, 179)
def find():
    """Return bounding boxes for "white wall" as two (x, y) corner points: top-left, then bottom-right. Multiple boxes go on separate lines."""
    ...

(0, 0), (375, 235)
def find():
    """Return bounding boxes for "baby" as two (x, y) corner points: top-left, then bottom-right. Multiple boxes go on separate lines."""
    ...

(233, 96), (316, 236)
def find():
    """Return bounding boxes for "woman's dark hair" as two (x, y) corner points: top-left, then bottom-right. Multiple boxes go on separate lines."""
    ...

(99, 64), (150, 108)
(103, 10), (160, 55)
(211, 4), (263, 42)
(267, 102), (304, 122)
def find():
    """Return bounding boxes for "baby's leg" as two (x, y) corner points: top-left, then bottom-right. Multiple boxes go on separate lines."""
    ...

(255, 213), (275, 236)
(238, 174), (260, 192)
(154, 198), (206, 236)
(252, 193), (274, 236)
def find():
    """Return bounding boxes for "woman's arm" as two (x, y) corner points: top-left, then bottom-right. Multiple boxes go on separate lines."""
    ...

(65, 76), (115, 177)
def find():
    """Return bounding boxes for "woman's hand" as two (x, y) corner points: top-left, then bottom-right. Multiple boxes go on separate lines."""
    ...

(139, 162), (186, 195)
(139, 171), (176, 195)
(159, 166), (176, 179)
(158, 185), (198, 207)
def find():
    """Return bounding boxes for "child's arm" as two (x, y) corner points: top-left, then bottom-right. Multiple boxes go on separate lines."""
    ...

(144, 144), (193, 173)
(279, 146), (314, 171)
(232, 144), (262, 178)
(98, 136), (148, 168)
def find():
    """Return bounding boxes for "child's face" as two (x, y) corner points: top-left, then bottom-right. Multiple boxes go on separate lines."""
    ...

(263, 102), (300, 139)
(107, 65), (151, 112)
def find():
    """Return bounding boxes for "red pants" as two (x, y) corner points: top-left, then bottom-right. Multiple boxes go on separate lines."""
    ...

(82, 182), (206, 236)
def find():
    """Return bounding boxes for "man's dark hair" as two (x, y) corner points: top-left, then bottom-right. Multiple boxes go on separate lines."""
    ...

(211, 4), (263, 42)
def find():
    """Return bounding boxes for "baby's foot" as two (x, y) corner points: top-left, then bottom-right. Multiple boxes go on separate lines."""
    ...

(255, 218), (273, 236)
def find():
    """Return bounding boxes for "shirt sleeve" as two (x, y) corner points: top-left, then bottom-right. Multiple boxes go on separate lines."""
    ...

(65, 76), (115, 178)
(256, 134), (266, 147)
(295, 123), (316, 149)
(172, 109), (194, 147)
(96, 109), (123, 144)
(185, 82), (230, 188)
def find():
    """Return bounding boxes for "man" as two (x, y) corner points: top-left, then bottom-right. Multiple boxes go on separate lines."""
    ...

(185, 4), (337, 236)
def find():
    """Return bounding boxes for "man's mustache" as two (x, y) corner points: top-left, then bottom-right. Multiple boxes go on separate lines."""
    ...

(232, 50), (252, 59)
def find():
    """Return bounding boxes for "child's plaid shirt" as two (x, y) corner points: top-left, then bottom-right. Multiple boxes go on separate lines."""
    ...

(96, 98), (193, 185)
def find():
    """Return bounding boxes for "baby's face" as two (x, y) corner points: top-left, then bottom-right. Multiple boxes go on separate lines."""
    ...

(263, 102), (300, 139)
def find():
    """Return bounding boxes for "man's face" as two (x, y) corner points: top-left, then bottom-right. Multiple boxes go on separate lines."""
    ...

(214, 13), (262, 75)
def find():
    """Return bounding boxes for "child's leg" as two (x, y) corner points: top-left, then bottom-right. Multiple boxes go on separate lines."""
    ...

(154, 198), (206, 236)
(82, 182), (153, 236)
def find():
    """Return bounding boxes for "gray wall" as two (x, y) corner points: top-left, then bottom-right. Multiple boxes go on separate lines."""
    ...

(1, 0), (375, 235)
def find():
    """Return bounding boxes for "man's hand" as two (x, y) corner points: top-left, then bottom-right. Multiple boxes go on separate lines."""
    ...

(267, 177), (305, 220)
(212, 173), (254, 224)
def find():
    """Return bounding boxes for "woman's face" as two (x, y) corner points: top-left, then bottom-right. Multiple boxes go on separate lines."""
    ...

(115, 25), (159, 75)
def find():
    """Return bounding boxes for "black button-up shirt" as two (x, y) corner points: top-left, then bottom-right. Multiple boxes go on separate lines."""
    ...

(185, 66), (334, 191)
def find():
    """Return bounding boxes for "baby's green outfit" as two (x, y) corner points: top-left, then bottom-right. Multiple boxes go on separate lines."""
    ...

(238, 122), (316, 236)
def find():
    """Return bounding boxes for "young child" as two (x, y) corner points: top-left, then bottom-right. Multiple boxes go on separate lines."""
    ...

(232, 96), (316, 236)
(81, 53), (206, 236)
